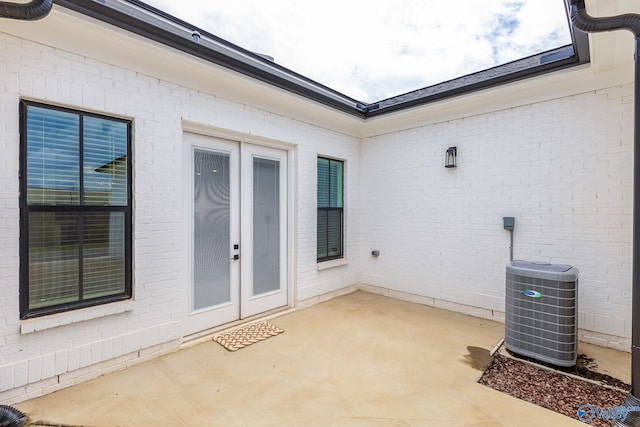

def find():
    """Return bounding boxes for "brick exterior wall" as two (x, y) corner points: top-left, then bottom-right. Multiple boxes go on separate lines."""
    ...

(0, 32), (361, 403)
(360, 84), (633, 351)
(0, 14), (635, 403)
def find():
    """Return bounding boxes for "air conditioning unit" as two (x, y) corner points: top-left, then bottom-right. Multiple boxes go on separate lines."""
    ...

(505, 260), (579, 367)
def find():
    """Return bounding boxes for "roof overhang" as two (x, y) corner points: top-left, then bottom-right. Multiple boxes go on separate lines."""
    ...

(51, 0), (591, 119)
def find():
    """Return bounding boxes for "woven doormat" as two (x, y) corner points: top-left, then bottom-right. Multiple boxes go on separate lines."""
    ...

(213, 321), (284, 351)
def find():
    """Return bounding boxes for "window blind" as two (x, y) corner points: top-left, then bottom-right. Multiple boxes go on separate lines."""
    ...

(21, 101), (131, 318)
(317, 157), (344, 261)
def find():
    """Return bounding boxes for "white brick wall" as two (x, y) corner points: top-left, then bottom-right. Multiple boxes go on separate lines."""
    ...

(360, 84), (634, 350)
(0, 7), (636, 404)
(296, 127), (361, 301)
(0, 32), (361, 403)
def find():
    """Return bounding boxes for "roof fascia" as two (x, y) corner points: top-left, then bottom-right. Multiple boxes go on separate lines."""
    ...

(53, 0), (367, 118)
(364, 48), (583, 117)
(52, 0), (589, 119)
(365, 0), (591, 117)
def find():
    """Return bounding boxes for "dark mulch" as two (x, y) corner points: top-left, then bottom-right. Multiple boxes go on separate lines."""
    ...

(479, 353), (630, 427)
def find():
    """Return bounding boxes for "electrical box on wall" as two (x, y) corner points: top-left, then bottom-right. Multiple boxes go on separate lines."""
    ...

(503, 217), (515, 231)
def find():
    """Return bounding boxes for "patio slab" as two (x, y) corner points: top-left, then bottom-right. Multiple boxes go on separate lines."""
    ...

(16, 290), (630, 426)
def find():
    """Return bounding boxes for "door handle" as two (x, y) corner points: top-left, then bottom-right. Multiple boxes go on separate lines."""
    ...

(231, 254), (240, 260)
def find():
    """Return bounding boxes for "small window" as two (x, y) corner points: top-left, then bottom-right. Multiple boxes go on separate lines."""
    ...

(317, 157), (343, 261)
(19, 101), (132, 318)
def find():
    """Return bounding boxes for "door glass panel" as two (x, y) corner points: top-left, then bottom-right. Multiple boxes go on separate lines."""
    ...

(252, 157), (280, 296)
(193, 149), (231, 310)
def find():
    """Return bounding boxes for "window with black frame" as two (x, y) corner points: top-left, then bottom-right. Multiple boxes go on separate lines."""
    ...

(317, 157), (343, 262)
(20, 101), (132, 318)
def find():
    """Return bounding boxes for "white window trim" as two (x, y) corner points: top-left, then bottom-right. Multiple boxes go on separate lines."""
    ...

(20, 300), (134, 334)
(316, 258), (349, 270)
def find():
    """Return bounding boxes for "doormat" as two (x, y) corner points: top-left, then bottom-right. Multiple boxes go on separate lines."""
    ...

(213, 321), (284, 351)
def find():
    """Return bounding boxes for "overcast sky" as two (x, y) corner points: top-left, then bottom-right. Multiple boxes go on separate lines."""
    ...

(143, 0), (571, 102)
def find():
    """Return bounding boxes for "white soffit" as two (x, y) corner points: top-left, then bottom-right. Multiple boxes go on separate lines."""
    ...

(586, 0), (640, 73)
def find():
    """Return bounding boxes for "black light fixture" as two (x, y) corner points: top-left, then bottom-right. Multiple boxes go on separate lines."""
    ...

(445, 146), (457, 168)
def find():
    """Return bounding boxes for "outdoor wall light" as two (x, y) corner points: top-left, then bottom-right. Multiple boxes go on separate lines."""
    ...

(445, 146), (457, 168)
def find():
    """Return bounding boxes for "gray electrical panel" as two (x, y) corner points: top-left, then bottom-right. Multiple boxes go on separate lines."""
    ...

(505, 260), (579, 367)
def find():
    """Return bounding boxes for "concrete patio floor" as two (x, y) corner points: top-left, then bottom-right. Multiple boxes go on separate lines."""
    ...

(17, 291), (631, 426)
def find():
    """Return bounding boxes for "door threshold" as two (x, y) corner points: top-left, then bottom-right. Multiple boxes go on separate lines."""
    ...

(181, 305), (294, 349)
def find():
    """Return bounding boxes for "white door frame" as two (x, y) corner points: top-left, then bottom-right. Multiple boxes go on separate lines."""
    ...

(184, 134), (241, 334)
(182, 130), (295, 336)
(240, 143), (288, 318)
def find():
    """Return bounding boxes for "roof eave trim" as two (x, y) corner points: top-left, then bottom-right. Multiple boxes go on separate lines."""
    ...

(365, 55), (582, 117)
(53, 0), (367, 118)
(565, 0), (591, 62)
(51, 0), (589, 119)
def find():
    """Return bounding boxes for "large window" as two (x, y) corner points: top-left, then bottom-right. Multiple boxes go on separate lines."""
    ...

(317, 157), (343, 261)
(19, 101), (132, 318)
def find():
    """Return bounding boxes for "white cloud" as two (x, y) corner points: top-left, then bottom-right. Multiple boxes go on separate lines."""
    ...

(143, 0), (571, 102)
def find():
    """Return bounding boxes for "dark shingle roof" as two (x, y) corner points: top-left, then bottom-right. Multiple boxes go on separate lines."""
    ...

(365, 45), (579, 116)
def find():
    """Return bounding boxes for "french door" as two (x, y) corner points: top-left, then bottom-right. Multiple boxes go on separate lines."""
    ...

(185, 133), (288, 335)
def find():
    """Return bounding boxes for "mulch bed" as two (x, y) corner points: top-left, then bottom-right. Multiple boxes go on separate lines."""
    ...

(479, 353), (630, 427)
